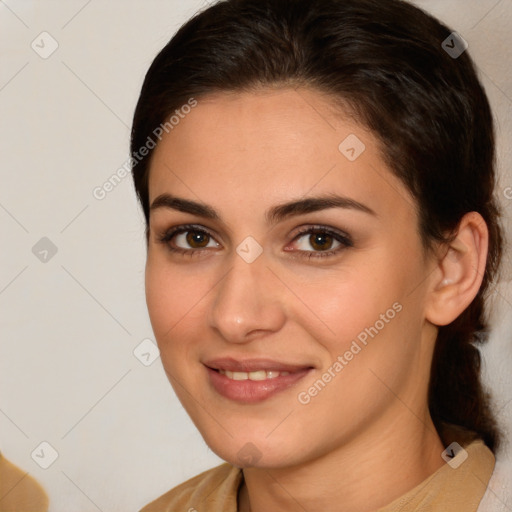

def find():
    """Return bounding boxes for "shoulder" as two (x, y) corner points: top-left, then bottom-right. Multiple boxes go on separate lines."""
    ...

(0, 452), (49, 512)
(139, 463), (243, 512)
(477, 453), (512, 512)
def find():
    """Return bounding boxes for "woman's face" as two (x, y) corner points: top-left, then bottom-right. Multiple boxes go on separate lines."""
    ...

(145, 87), (438, 468)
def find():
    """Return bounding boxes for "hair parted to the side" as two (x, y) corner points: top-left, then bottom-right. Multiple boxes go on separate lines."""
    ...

(131, 0), (504, 452)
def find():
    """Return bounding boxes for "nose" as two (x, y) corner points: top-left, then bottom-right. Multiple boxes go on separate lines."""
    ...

(208, 250), (286, 344)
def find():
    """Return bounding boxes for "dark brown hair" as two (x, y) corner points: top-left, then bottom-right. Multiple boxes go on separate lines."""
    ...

(131, 0), (504, 451)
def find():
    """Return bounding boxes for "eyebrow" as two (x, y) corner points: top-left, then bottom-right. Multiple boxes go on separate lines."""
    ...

(149, 193), (377, 225)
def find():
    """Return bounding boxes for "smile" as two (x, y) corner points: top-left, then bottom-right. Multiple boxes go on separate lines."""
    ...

(218, 369), (291, 380)
(204, 358), (313, 403)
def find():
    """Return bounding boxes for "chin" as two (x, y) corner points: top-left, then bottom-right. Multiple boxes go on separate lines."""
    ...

(201, 430), (307, 469)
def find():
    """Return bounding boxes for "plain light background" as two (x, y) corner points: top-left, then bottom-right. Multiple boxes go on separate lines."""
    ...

(0, 1), (511, 510)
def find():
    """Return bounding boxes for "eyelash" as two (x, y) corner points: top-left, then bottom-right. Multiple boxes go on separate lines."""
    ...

(156, 224), (353, 260)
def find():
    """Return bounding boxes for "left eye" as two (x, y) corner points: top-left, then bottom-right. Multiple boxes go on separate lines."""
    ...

(290, 228), (352, 255)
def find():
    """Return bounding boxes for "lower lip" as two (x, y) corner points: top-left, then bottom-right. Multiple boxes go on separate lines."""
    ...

(206, 366), (312, 403)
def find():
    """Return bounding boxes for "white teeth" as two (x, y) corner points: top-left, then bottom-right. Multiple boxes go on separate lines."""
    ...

(219, 369), (292, 380)
(248, 370), (267, 381)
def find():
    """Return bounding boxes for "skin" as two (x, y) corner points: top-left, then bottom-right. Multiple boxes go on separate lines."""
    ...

(144, 87), (488, 512)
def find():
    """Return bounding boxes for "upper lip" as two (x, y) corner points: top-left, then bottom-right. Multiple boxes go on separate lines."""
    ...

(204, 357), (313, 373)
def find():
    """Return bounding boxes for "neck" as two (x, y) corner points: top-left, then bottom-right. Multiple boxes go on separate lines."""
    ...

(238, 410), (444, 512)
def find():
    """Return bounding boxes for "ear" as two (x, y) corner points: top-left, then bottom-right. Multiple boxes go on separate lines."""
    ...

(425, 212), (488, 326)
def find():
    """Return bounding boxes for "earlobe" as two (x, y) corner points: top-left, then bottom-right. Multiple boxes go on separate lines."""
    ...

(425, 212), (488, 326)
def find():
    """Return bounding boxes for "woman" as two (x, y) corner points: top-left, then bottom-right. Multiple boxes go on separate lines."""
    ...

(130, 0), (504, 510)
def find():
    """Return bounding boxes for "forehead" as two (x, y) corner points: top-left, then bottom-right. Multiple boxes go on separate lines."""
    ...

(148, 88), (415, 223)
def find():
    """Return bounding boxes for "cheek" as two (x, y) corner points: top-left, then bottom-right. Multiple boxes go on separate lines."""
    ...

(308, 258), (421, 369)
(302, 270), (395, 349)
(145, 258), (190, 344)
(144, 256), (215, 360)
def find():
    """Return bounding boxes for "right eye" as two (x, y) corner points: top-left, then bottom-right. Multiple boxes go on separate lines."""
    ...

(157, 224), (220, 255)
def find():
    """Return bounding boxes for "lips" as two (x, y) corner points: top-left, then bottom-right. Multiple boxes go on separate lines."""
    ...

(204, 357), (313, 403)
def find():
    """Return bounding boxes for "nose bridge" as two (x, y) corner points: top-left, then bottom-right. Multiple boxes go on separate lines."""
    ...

(208, 248), (284, 342)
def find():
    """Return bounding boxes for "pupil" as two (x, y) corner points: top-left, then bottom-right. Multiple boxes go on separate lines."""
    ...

(311, 233), (332, 251)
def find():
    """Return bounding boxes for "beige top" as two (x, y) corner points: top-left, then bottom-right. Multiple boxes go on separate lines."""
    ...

(0, 452), (48, 512)
(140, 438), (495, 512)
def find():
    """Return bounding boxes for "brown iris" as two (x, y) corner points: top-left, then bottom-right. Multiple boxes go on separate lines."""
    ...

(186, 230), (210, 248)
(308, 232), (334, 251)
